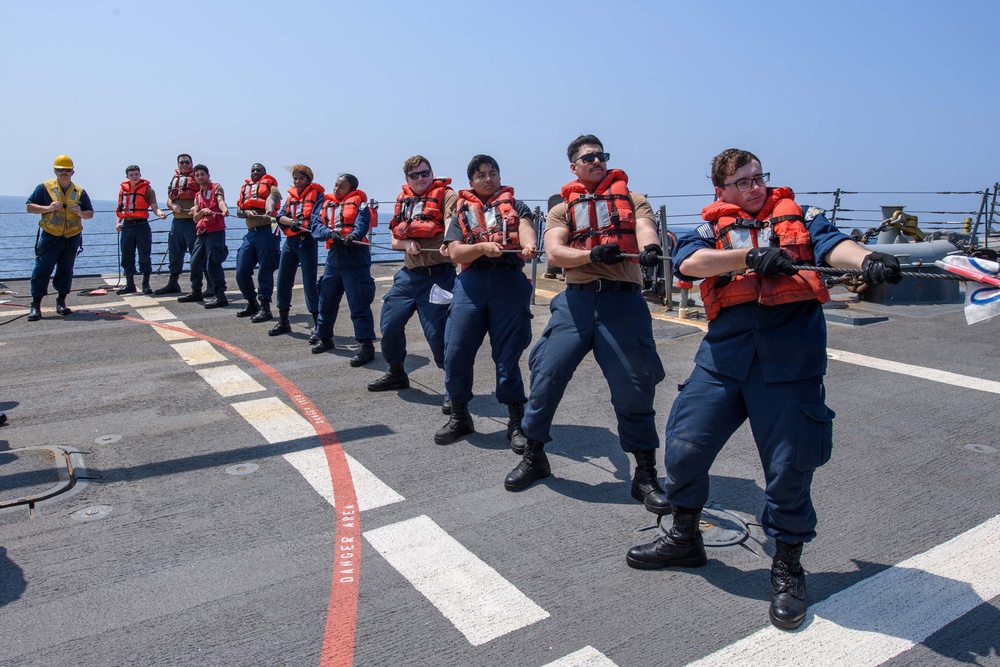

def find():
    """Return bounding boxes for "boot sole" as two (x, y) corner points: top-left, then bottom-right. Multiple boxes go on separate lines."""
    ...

(768, 607), (806, 631)
(434, 427), (475, 445)
(625, 553), (708, 570)
(503, 468), (551, 492)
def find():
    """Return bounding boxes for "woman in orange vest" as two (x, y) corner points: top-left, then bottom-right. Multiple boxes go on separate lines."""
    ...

(115, 164), (167, 295)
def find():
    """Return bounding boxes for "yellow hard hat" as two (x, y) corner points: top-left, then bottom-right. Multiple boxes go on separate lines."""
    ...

(53, 155), (74, 170)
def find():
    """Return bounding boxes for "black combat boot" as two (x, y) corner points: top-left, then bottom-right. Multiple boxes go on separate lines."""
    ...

(141, 273), (152, 295)
(626, 505), (708, 570)
(203, 289), (229, 309)
(237, 296), (259, 318)
(504, 438), (551, 491)
(311, 338), (335, 354)
(308, 313), (320, 344)
(177, 288), (203, 303)
(441, 396), (452, 415)
(268, 309), (291, 336)
(251, 299), (272, 323)
(507, 402), (528, 455)
(367, 364), (409, 392)
(769, 541), (808, 630)
(55, 295), (72, 316)
(153, 273), (181, 295)
(116, 275), (137, 295)
(630, 450), (672, 515)
(434, 401), (475, 445)
(28, 298), (42, 322)
(349, 340), (375, 367)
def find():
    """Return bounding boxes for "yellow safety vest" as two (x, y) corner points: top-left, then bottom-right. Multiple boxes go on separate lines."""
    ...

(38, 178), (85, 237)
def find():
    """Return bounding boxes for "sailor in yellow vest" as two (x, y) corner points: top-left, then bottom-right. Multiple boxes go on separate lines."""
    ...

(24, 155), (94, 321)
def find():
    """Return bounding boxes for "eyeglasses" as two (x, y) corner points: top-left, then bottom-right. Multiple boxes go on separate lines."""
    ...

(55, 168), (72, 173)
(723, 173), (770, 192)
(407, 169), (431, 180)
(178, 160), (192, 165)
(575, 152), (610, 164)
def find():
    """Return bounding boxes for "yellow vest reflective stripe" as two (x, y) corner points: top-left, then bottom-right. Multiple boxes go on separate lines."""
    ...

(39, 178), (85, 237)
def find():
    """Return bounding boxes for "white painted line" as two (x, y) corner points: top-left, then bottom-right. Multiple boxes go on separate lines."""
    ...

(685, 514), (1000, 667)
(171, 340), (227, 366)
(136, 306), (177, 322)
(231, 397), (403, 511)
(828, 348), (1000, 394)
(151, 320), (194, 341)
(543, 646), (618, 667)
(101, 274), (119, 285)
(121, 295), (159, 308)
(195, 364), (266, 397)
(364, 515), (549, 646)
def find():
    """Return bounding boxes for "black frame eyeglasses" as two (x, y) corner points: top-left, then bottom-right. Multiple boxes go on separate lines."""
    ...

(723, 173), (770, 192)
(575, 152), (610, 164)
(407, 169), (431, 181)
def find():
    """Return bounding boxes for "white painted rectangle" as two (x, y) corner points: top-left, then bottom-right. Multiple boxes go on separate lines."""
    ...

(171, 340), (227, 366)
(686, 514), (1000, 667)
(152, 321), (194, 341)
(121, 295), (158, 307)
(828, 348), (1000, 394)
(543, 646), (618, 667)
(137, 306), (178, 322)
(195, 364), (266, 397)
(364, 515), (549, 645)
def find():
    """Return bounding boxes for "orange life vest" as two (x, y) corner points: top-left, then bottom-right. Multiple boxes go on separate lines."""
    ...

(283, 182), (325, 237)
(319, 189), (374, 249)
(456, 186), (521, 249)
(194, 183), (226, 234)
(117, 179), (152, 220)
(167, 169), (199, 201)
(562, 169), (639, 260)
(699, 187), (830, 321)
(390, 178), (452, 239)
(237, 174), (278, 212)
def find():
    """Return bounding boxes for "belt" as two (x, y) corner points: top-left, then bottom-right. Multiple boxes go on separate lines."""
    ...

(470, 259), (519, 271)
(406, 264), (453, 276)
(567, 279), (640, 293)
(121, 218), (150, 226)
(246, 223), (272, 231)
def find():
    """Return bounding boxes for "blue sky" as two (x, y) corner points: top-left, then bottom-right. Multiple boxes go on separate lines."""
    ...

(1, 0), (996, 210)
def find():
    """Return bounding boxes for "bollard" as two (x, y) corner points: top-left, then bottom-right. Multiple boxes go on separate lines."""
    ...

(677, 280), (693, 319)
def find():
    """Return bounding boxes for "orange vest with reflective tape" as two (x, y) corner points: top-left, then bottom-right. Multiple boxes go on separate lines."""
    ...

(456, 186), (521, 249)
(390, 178), (452, 239)
(562, 169), (638, 260)
(283, 182), (325, 236)
(238, 174), (278, 212)
(117, 179), (152, 220)
(167, 169), (199, 201)
(319, 190), (373, 249)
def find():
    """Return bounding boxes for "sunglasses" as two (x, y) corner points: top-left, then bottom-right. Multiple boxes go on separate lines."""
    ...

(575, 152), (610, 164)
(407, 169), (431, 180)
(178, 160), (192, 165)
(54, 168), (73, 173)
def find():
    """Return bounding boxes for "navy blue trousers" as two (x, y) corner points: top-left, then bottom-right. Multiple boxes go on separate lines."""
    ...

(189, 230), (228, 293)
(31, 231), (82, 298)
(276, 234), (318, 313)
(167, 218), (197, 275)
(379, 266), (455, 368)
(235, 226), (280, 303)
(120, 221), (152, 275)
(316, 258), (376, 341)
(663, 361), (834, 542)
(443, 266), (532, 404)
(521, 286), (665, 452)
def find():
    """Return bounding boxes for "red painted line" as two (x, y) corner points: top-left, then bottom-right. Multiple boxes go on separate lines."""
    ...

(86, 310), (360, 667)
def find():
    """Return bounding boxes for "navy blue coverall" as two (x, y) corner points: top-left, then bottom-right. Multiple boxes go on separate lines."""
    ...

(235, 218), (281, 305)
(274, 200), (319, 315)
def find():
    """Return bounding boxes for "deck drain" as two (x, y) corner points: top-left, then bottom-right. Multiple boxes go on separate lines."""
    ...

(95, 434), (122, 445)
(225, 463), (259, 476)
(71, 505), (113, 522)
(964, 443), (997, 454)
(654, 506), (754, 548)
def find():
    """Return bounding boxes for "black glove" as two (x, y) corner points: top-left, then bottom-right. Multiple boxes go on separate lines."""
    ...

(330, 233), (345, 245)
(289, 219), (302, 233)
(590, 243), (625, 265)
(638, 244), (663, 268)
(862, 251), (903, 284)
(745, 247), (799, 277)
(344, 233), (360, 246)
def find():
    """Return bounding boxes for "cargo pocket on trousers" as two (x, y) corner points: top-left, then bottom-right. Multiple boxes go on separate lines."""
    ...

(795, 403), (835, 471)
(638, 336), (666, 384)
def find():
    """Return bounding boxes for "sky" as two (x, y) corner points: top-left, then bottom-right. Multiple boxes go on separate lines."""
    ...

(1, 0), (997, 217)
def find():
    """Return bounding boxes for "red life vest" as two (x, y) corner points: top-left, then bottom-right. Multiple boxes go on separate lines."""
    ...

(562, 169), (639, 260)
(283, 182), (325, 237)
(194, 183), (226, 234)
(319, 189), (374, 249)
(238, 174), (278, 212)
(117, 179), (152, 220)
(390, 178), (453, 239)
(168, 169), (199, 201)
(456, 186), (521, 250)
(699, 187), (830, 321)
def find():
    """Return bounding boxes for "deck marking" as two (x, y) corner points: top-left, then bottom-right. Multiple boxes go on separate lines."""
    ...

(136, 305), (178, 321)
(170, 340), (228, 365)
(195, 364), (266, 397)
(84, 312), (362, 667)
(363, 515), (549, 646)
(543, 647), (618, 667)
(151, 320), (194, 341)
(120, 294), (159, 307)
(828, 348), (1000, 394)
(685, 514), (1000, 667)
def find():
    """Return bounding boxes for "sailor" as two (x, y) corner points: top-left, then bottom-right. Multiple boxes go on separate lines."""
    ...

(626, 148), (902, 631)
(308, 173), (377, 365)
(505, 135), (671, 518)
(177, 164), (230, 308)
(234, 163), (281, 322)
(24, 155), (94, 321)
(115, 164), (167, 295)
(367, 155), (457, 410)
(155, 154), (201, 295)
(434, 155), (538, 447)
(269, 165), (324, 337)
